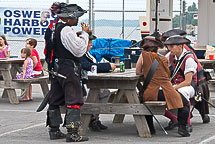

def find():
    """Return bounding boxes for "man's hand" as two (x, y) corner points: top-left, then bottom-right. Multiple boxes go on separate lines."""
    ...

(110, 63), (116, 71)
(81, 22), (89, 33)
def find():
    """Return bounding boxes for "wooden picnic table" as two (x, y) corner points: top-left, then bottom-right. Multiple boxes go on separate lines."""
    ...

(0, 58), (49, 104)
(80, 68), (166, 138)
(198, 59), (215, 70)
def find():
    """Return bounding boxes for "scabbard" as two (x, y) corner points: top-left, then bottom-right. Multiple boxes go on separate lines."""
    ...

(36, 91), (51, 112)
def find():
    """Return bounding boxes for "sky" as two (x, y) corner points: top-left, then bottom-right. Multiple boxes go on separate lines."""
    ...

(0, 0), (198, 11)
(0, 0), (199, 21)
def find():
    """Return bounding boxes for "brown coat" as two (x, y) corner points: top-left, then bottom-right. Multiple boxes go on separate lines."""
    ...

(141, 51), (183, 110)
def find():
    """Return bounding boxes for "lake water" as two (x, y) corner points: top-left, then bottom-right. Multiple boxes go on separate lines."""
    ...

(7, 26), (196, 58)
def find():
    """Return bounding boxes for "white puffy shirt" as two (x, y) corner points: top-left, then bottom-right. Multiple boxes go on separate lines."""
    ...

(60, 23), (89, 58)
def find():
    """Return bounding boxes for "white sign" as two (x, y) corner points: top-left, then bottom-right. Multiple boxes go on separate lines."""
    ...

(0, 8), (54, 38)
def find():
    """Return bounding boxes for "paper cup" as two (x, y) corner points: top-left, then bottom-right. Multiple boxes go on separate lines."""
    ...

(209, 54), (214, 60)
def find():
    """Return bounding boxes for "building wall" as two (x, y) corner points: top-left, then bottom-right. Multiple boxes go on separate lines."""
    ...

(148, 0), (173, 34)
(198, 0), (215, 46)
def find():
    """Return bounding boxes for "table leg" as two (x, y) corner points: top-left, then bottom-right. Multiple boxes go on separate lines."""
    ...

(80, 89), (100, 136)
(125, 89), (151, 138)
(112, 90), (127, 123)
(1, 70), (19, 104)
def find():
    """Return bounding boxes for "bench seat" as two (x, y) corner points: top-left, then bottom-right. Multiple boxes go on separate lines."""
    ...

(13, 75), (49, 84)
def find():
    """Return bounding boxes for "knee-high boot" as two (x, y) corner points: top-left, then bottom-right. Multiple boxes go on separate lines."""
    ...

(65, 108), (88, 142)
(47, 108), (66, 140)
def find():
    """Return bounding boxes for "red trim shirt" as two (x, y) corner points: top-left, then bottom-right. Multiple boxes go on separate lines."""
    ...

(31, 49), (42, 71)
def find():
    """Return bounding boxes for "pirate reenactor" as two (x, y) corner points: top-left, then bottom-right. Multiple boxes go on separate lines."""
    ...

(45, 2), (89, 142)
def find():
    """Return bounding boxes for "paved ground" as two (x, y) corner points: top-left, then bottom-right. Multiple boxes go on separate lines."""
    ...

(0, 84), (215, 144)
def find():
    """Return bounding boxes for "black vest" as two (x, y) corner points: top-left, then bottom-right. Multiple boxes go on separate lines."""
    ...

(54, 22), (81, 63)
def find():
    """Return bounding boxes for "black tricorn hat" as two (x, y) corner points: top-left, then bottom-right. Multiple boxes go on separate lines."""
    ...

(163, 35), (191, 45)
(140, 36), (164, 49)
(161, 29), (187, 42)
(51, 3), (87, 18)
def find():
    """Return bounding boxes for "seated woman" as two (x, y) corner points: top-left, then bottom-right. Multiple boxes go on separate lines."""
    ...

(136, 36), (190, 137)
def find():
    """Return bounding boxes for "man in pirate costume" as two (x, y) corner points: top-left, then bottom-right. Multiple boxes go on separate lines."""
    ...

(45, 2), (89, 142)
(164, 35), (198, 137)
(136, 36), (191, 137)
(162, 29), (210, 124)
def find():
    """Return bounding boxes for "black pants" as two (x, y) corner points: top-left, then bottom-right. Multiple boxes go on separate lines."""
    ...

(48, 63), (83, 106)
(158, 90), (189, 126)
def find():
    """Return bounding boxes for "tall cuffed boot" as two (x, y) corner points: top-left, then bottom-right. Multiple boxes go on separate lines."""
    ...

(47, 108), (66, 140)
(65, 107), (88, 142)
(201, 114), (210, 123)
(178, 124), (190, 137)
(177, 93), (190, 137)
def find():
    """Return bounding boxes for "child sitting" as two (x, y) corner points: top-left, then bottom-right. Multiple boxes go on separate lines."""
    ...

(16, 48), (33, 101)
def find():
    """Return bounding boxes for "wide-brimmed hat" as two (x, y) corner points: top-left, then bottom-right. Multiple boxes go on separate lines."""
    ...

(161, 29), (186, 42)
(51, 2), (87, 18)
(140, 36), (164, 49)
(164, 35), (191, 45)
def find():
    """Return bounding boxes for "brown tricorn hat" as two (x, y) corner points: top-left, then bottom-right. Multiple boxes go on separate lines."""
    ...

(163, 35), (191, 45)
(140, 36), (164, 50)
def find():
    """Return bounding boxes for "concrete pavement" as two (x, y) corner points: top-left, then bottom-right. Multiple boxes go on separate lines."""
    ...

(0, 84), (215, 144)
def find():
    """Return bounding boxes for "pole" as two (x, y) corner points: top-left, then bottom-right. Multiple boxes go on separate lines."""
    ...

(66, 0), (69, 4)
(92, 0), (95, 34)
(122, 0), (125, 39)
(151, 0), (161, 38)
(89, 0), (92, 29)
(155, 0), (158, 33)
(180, 0), (182, 29)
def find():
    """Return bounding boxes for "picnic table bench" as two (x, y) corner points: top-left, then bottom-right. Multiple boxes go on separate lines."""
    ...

(0, 58), (49, 104)
(13, 75), (49, 98)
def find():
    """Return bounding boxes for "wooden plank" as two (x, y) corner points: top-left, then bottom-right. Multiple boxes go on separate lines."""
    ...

(87, 79), (138, 89)
(0, 81), (29, 89)
(0, 64), (12, 70)
(112, 90), (127, 123)
(81, 103), (165, 115)
(13, 75), (49, 83)
(6, 90), (19, 104)
(1, 70), (19, 104)
(80, 89), (100, 136)
(144, 101), (167, 106)
(125, 90), (151, 138)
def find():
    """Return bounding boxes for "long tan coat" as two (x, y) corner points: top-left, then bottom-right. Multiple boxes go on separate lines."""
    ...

(141, 51), (183, 110)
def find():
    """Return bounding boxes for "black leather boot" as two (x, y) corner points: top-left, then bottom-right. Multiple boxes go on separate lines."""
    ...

(89, 119), (101, 132)
(178, 125), (190, 137)
(201, 114), (210, 123)
(49, 127), (66, 140)
(47, 108), (65, 140)
(66, 122), (88, 142)
(65, 108), (88, 142)
(164, 120), (178, 130)
(97, 120), (108, 130)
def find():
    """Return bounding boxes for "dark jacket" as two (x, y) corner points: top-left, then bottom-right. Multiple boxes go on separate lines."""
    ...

(81, 52), (111, 73)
